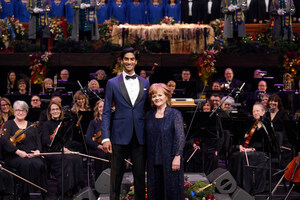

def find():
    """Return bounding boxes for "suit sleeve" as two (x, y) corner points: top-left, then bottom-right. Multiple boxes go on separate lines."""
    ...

(101, 80), (114, 141)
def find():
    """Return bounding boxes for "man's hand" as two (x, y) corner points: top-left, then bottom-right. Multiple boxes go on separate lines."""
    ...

(103, 141), (112, 154)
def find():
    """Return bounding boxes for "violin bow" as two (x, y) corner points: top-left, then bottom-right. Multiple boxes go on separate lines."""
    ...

(0, 164), (47, 193)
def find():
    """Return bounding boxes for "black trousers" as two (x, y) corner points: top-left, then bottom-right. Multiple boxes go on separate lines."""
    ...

(110, 134), (145, 200)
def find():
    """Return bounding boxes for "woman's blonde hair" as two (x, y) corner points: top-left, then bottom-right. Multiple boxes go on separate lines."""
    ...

(93, 100), (104, 121)
(88, 79), (100, 89)
(148, 83), (172, 107)
(71, 90), (90, 113)
(0, 97), (14, 116)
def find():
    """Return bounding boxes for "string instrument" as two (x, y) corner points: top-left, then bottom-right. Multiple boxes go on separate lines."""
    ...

(92, 130), (102, 144)
(284, 152), (300, 182)
(243, 120), (258, 148)
(76, 115), (83, 134)
(0, 129), (6, 137)
(10, 121), (39, 146)
(50, 121), (63, 141)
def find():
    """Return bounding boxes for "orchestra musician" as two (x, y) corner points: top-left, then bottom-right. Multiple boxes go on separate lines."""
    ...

(0, 100), (47, 200)
(0, 98), (14, 128)
(229, 102), (270, 195)
(71, 90), (92, 152)
(40, 100), (84, 197)
(85, 100), (110, 179)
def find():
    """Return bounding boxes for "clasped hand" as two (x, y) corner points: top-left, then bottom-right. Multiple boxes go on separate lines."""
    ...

(80, 3), (91, 9)
(33, 7), (44, 13)
(277, 8), (286, 16)
(228, 4), (239, 12)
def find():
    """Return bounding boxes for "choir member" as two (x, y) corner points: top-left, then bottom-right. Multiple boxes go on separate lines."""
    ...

(165, 0), (181, 23)
(97, 0), (110, 24)
(110, 0), (127, 24)
(127, 0), (146, 24)
(15, 0), (31, 22)
(147, 0), (164, 24)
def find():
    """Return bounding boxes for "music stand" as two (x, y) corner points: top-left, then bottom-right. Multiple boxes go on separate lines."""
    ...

(49, 118), (73, 200)
(259, 116), (280, 200)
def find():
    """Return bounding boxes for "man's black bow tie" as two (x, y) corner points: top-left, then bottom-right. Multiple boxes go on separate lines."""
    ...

(125, 74), (137, 80)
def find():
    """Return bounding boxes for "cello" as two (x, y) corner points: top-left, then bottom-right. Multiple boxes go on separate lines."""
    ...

(284, 152), (300, 182)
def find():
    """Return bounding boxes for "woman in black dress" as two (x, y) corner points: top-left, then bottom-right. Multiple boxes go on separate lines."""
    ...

(229, 103), (269, 195)
(0, 100), (47, 199)
(85, 100), (110, 179)
(267, 93), (292, 167)
(41, 100), (84, 197)
(145, 83), (185, 200)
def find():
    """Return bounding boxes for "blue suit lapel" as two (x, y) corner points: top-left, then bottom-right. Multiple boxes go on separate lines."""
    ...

(118, 75), (132, 106)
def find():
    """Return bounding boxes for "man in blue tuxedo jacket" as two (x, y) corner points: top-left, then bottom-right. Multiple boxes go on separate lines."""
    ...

(101, 47), (150, 200)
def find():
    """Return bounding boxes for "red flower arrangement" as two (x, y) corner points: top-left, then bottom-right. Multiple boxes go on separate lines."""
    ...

(29, 51), (52, 84)
(198, 50), (218, 85)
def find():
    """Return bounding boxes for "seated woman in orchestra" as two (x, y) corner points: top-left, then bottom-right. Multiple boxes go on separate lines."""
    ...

(5, 71), (18, 95)
(266, 94), (292, 167)
(199, 99), (213, 112)
(229, 102), (270, 195)
(184, 98), (218, 174)
(41, 100), (84, 197)
(0, 98), (14, 128)
(71, 90), (92, 151)
(13, 79), (28, 95)
(41, 78), (54, 94)
(85, 100), (110, 178)
(88, 79), (101, 92)
(0, 100), (47, 200)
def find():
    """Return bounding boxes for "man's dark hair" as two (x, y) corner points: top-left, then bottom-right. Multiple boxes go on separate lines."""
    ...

(182, 68), (191, 72)
(121, 47), (138, 60)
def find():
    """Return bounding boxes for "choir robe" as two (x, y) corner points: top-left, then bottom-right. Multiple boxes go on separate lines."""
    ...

(97, 3), (110, 24)
(14, 0), (30, 22)
(165, 3), (181, 23)
(126, 2), (145, 24)
(110, 2), (127, 24)
(147, 3), (164, 24)
(0, 0), (15, 19)
(50, 0), (66, 17)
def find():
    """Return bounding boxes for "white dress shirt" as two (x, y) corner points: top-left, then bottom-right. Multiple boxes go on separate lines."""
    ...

(123, 71), (139, 106)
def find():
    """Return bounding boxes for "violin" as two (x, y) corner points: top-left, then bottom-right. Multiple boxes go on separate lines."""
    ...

(10, 121), (39, 146)
(92, 130), (102, 144)
(76, 115), (83, 134)
(50, 121), (63, 141)
(284, 152), (300, 182)
(243, 121), (258, 148)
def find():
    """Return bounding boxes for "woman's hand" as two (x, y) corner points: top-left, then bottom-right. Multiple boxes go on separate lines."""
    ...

(193, 143), (200, 150)
(172, 155), (181, 171)
(62, 147), (71, 153)
(16, 149), (28, 158)
(28, 150), (40, 158)
(97, 144), (104, 151)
